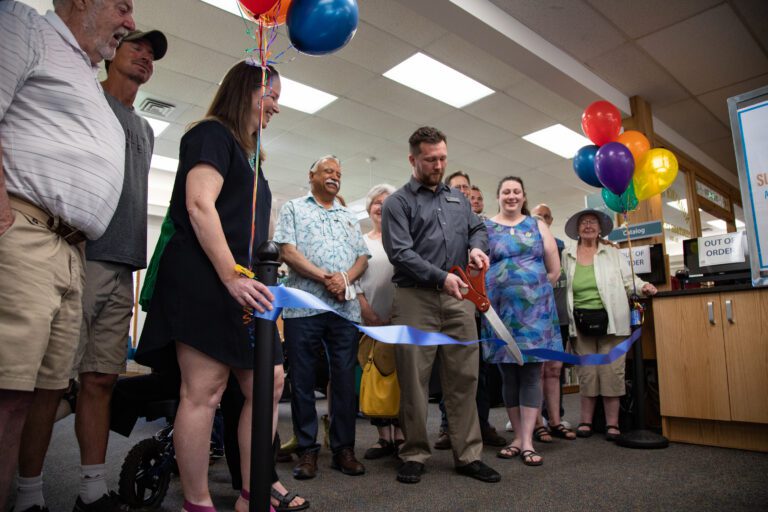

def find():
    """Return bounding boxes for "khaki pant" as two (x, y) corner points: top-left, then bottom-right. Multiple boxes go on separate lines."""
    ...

(392, 287), (482, 466)
(73, 260), (134, 376)
(0, 208), (84, 391)
(573, 332), (626, 397)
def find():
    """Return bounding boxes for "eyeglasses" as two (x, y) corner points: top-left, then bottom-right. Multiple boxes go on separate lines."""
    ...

(579, 218), (599, 226)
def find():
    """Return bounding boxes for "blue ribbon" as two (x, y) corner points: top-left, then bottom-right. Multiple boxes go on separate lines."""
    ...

(254, 285), (640, 365)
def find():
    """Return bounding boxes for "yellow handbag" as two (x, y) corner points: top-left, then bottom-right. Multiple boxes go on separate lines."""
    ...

(359, 340), (400, 418)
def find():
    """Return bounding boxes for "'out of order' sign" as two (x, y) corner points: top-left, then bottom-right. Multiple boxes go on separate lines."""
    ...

(619, 246), (651, 273)
(698, 232), (746, 267)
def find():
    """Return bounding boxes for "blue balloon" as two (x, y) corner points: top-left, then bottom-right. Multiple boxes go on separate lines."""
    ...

(573, 145), (601, 188)
(287, 0), (359, 56)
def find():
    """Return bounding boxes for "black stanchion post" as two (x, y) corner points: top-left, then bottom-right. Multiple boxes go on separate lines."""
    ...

(250, 241), (280, 511)
(616, 300), (669, 449)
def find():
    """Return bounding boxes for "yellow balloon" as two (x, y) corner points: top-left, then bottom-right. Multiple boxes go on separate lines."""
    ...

(633, 148), (679, 201)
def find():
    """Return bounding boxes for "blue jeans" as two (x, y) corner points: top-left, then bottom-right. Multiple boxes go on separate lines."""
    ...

(284, 313), (359, 454)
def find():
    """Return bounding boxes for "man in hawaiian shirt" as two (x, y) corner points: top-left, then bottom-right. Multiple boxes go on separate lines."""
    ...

(274, 155), (370, 481)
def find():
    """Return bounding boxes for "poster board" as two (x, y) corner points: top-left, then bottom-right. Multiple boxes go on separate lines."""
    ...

(728, 85), (768, 286)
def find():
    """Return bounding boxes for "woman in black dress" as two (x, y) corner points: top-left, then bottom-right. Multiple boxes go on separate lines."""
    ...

(136, 62), (305, 512)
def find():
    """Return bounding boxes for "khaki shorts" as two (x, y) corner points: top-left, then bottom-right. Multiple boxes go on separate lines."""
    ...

(73, 260), (134, 375)
(0, 209), (84, 391)
(572, 331), (626, 397)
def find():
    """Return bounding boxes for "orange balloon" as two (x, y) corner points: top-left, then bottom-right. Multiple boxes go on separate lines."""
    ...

(617, 130), (651, 163)
(260, 0), (292, 26)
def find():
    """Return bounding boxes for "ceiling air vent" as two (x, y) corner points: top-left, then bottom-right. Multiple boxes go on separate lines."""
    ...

(138, 98), (175, 118)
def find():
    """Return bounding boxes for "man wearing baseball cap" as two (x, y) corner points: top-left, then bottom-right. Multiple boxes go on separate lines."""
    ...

(73, 28), (167, 512)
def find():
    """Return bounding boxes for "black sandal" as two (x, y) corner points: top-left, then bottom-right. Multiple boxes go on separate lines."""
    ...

(533, 425), (552, 443)
(271, 487), (310, 512)
(521, 449), (543, 466)
(575, 423), (593, 438)
(605, 425), (621, 442)
(549, 423), (576, 440)
(364, 438), (395, 459)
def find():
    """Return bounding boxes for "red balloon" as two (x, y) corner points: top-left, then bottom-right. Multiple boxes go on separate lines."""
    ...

(581, 100), (622, 147)
(239, 0), (279, 16)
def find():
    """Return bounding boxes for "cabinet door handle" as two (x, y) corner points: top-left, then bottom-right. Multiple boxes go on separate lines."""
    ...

(707, 301), (715, 324)
(725, 299), (734, 323)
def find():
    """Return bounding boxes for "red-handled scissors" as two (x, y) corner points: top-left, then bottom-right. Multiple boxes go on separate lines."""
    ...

(450, 265), (524, 366)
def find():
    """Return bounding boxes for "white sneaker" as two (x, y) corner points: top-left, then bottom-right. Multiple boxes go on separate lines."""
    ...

(505, 420), (514, 432)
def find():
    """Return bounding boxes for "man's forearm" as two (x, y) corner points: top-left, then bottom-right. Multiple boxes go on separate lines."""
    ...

(279, 243), (327, 282)
(345, 255), (368, 283)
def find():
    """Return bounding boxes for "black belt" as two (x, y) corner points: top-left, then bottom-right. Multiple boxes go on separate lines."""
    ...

(9, 195), (87, 245)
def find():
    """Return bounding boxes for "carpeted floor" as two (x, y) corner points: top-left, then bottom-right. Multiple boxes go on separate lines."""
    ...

(19, 394), (768, 512)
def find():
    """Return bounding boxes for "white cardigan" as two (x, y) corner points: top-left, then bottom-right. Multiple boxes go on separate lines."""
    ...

(562, 241), (649, 337)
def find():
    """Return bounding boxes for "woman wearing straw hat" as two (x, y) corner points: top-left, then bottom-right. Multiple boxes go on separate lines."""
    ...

(562, 209), (657, 441)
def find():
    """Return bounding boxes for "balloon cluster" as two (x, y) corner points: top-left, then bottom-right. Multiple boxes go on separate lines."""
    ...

(239, 0), (359, 55)
(573, 101), (679, 214)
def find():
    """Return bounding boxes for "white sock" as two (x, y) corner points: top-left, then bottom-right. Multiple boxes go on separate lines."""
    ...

(14, 474), (45, 511)
(79, 463), (108, 504)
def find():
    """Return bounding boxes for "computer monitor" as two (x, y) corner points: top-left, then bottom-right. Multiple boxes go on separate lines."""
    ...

(682, 235), (751, 283)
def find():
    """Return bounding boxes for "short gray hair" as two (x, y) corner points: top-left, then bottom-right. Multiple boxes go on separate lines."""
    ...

(309, 154), (341, 174)
(365, 183), (396, 213)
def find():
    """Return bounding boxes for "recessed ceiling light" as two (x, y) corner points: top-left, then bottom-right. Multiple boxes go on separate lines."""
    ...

(707, 219), (746, 230)
(141, 116), (170, 137)
(522, 124), (592, 159)
(279, 77), (338, 114)
(151, 154), (179, 172)
(199, 0), (243, 17)
(383, 52), (494, 108)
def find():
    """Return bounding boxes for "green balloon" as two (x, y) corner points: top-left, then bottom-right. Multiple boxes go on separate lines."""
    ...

(602, 182), (639, 213)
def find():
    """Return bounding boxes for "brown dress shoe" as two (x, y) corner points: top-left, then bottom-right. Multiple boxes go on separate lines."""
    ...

(481, 426), (507, 447)
(292, 450), (318, 480)
(433, 431), (451, 450)
(331, 447), (365, 476)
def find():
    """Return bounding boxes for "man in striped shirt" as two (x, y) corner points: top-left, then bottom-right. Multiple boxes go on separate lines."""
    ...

(0, 1), (136, 510)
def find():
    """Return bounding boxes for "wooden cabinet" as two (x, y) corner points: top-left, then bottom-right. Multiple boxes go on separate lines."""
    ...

(652, 287), (768, 451)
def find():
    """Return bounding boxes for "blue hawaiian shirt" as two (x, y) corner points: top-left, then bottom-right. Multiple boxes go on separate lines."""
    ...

(273, 194), (370, 322)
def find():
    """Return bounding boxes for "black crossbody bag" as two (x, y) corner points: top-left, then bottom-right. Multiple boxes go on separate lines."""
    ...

(573, 308), (609, 337)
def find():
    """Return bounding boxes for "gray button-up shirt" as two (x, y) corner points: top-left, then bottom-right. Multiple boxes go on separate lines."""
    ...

(382, 177), (488, 288)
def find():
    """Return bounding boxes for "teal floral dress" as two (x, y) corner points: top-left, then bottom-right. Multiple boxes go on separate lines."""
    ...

(482, 216), (563, 364)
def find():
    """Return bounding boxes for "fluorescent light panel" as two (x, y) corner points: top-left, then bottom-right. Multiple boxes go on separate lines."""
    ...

(707, 219), (746, 230)
(666, 200), (688, 214)
(141, 116), (170, 137)
(199, 0), (242, 17)
(383, 52), (494, 108)
(151, 154), (179, 172)
(279, 77), (338, 114)
(522, 124), (592, 159)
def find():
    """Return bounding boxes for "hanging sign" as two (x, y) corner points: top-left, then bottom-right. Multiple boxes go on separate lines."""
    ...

(620, 245), (651, 274)
(607, 220), (663, 242)
(698, 232), (746, 267)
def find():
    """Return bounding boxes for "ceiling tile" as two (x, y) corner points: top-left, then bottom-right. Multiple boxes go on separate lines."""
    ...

(451, 150), (531, 181)
(152, 34), (238, 85)
(280, 54), (378, 97)
(585, 42), (689, 107)
(655, 99), (731, 144)
(636, 4), (768, 95)
(490, 0), (627, 61)
(504, 78), (583, 121)
(488, 137), (564, 168)
(361, 0), (446, 48)
(464, 93), (556, 136)
(289, 117), (384, 156)
(423, 33), (526, 91)
(430, 110), (516, 150)
(731, 0), (768, 52)
(335, 22), (417, 75)
(139, 68), (215, 107)
(315, 99), (419, 144)
(697, 74), (768, 125)
(587, 0), (721, 38)
(346, 77), (454, 124)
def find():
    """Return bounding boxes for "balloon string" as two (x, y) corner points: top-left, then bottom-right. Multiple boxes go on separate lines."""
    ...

(246, 20), (270, 270)
(623, 212), (638, 297)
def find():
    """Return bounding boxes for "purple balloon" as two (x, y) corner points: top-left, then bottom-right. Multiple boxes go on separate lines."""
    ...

(595, 142), (635, 195)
